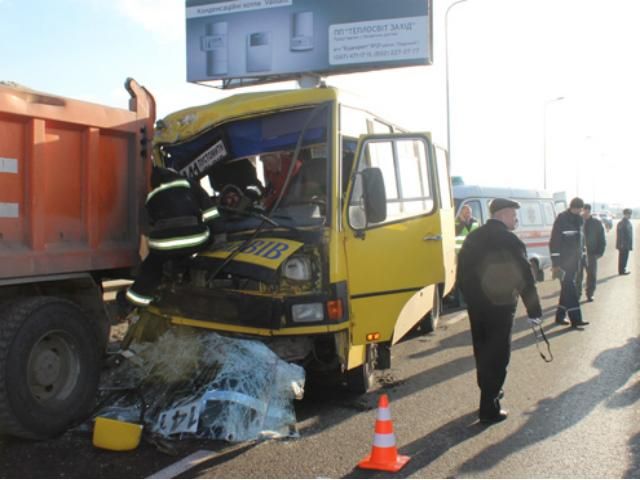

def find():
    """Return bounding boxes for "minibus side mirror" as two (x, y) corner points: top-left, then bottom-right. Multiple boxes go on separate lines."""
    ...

(361, 167), (387, 224)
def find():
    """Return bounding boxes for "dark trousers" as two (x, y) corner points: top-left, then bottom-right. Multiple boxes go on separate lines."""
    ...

(128, 252), (164, 301)
(618, 249), (630, 274)
(576, 254), (598, 298)
(556, 268), (582, 324)
(467, 304), (515, 416)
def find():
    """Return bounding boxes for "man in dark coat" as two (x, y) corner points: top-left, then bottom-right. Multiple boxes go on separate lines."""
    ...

(457, 198), (542, 423)
(577, 204), (606, 301)
(549, 197), (589, 328)
(616, 208), (634, 275)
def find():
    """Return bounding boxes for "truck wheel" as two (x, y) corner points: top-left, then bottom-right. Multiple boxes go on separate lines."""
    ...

(0, 297), (101, 439)
(420, 286), (442, 334)
(346, 343), (377, 394)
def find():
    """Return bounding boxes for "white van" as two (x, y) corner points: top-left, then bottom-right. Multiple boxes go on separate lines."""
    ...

(453, 185), (558, 281)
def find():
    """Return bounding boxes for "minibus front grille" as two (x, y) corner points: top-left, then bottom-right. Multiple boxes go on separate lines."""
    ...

(156, 286), (283, 330)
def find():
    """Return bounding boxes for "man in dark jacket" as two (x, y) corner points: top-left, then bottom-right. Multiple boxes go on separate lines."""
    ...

(457, 198), (542, 423)
(616, 208), (634, 275)
(577, 204), (606, 301)
(549, 197), (589, 328)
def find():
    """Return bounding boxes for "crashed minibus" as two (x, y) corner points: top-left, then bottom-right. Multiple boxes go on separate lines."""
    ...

(129, 86), (456, 392)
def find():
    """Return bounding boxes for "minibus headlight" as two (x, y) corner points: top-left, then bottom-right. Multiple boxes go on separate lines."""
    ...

(282, 256), (312, 281)
(291, 303), (324, 323)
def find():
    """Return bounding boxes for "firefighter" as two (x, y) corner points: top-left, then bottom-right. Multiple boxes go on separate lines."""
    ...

(126, 167), (215, 307)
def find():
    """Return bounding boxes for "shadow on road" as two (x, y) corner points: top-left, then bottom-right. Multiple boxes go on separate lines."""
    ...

(296, 303), (575, 438)
(343, 412), (484, 479)
(626, 431), (640, 478)
(409, 304), (561, 361)
(456, 338), (640, 476)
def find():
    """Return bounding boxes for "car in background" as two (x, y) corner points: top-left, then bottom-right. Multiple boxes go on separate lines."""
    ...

(596, 211), (613, 231)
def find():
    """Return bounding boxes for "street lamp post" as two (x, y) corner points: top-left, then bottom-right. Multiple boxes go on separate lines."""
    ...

(543, 96), (565, 191)
(445, 0), (469, 166)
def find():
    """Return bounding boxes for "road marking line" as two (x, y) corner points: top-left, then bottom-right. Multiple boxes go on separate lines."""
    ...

(147, 449), (217, 479)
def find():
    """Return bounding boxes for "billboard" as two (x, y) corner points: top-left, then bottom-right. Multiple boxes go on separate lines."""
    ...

(186, 0), (432, 88)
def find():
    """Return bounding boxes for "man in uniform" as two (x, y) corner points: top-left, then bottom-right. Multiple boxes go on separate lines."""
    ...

(457, 198), (542, 423)
(550, 197), (589, 328)
(577, 204), (606, 301)
(616, 208), (633, 275)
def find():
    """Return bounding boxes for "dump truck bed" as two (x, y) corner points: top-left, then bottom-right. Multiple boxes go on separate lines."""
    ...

(0, 80), (154, 281)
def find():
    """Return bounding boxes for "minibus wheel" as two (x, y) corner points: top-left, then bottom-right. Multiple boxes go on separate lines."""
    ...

(346, 344), (377, 393)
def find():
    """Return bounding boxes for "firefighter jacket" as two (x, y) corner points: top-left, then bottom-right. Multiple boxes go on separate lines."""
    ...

(145, 166), (214, 256)
(549, 210), (584, 272)
(126, 167), (218, 307)
(456, 219), (542, 317)
(616, 217), (634, 251)
(584, 216), (606, 257)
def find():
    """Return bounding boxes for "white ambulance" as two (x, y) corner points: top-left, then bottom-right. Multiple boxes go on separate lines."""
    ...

(453, 185), (558, 281)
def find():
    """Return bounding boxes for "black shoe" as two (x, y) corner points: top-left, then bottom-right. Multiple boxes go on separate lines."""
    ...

(587, 296), (594, 302)
(555, 318), (570, 325)
(620, 271), (631, 275)
(571, 321), (590, 329)
(479, 409), (508, 424)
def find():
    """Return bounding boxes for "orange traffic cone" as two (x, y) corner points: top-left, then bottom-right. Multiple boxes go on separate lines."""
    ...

(358, 394), (410, 472)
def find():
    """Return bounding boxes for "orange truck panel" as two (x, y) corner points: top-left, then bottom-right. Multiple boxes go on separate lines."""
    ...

(0, 79), (155, 280)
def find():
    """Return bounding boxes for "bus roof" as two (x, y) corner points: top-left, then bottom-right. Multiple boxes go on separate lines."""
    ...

(154, 87), (340, 146)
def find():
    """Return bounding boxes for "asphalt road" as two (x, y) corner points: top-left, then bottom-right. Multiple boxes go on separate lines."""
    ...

(0, 224), (638, 478)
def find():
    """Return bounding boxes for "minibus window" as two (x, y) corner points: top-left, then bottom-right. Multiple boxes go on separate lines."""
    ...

(435, 146), (452, 209)
(349, 137), (434, 229)
(369, 141), (399, 199)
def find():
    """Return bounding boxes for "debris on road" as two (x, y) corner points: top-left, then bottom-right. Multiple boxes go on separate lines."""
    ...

(93, 328), (305, 444)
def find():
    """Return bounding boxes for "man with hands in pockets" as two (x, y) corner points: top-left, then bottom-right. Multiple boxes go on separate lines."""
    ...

(457, 198), (543, 423)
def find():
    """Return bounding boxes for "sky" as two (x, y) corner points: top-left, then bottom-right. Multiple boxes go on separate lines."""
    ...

(2, 0), (639, 210)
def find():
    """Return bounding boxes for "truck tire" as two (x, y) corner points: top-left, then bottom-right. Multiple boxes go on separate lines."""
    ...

(420, 286), (442, 334)
(346, 343), (377, 394)
(0, 297), (101, 439)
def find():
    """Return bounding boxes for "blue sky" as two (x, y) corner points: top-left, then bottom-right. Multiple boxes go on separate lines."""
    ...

(2, 0), (640, 208)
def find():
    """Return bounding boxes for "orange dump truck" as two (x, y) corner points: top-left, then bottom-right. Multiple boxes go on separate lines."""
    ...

(0, 79), (155, 438)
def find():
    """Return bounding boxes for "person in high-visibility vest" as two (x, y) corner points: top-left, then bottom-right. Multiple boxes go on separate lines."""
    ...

(455, 204), (479, 254)
(126, 166), (218, 307)
(449, 205), (480, 308)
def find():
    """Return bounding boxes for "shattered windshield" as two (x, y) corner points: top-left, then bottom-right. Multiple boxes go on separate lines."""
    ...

(160, 105), (331, 230)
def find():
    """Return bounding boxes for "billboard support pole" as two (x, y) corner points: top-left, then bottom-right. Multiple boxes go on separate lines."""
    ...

(445, 0), (469, 166)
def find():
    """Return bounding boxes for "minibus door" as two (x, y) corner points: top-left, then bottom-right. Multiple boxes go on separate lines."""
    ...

(344, 133), (446, 347)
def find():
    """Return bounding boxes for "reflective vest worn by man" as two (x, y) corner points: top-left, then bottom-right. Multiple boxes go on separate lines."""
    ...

(126, 167), (218, 307)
